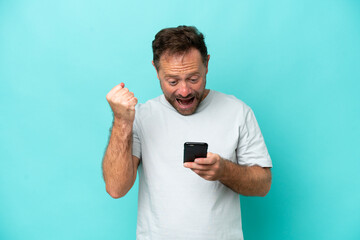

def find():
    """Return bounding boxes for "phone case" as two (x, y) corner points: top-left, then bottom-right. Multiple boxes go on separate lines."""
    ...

(183, 142), (208, 162)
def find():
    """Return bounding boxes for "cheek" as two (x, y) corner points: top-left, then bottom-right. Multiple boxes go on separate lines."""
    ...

(162, 85), (176, 97)
(194, 80), (206, 91)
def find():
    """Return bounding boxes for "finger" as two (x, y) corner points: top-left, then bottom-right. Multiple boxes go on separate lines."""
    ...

(110, 83), (125, 95)
(128, 97), (138, 107)
(202, 175), (215, 181)
(184, 162), (211, 171)
(194, 157), (216, 165)
(183, 162), (193, 168)
(193, 169), (213, 176)
(107, 83), (125, 99)
(184, 162), (203, 168)
(112, 87), (130, 99)
(119, 87), (129, 96)
(123, 91), (135, 100)
(192, 170), (214, 180)
(192, 164), (212, 171)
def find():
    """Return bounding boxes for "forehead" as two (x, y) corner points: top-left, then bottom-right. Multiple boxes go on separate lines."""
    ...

(158, 48), (204, 74)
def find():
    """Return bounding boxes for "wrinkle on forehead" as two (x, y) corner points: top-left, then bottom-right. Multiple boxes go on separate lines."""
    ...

(160, 49), (203, 74)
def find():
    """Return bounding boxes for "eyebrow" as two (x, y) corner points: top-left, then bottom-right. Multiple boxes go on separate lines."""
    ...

(164, 71), (200, 79)
(164, 74), (180, 79)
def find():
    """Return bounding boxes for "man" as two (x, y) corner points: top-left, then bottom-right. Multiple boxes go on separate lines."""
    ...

(102, 26), (272, 240)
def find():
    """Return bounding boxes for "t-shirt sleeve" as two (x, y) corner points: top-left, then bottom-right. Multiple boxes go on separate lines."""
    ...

(237, 107), (272, 167)
(132, 107), (142, 160)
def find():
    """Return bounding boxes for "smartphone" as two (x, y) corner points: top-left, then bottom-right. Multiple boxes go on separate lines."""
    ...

(183, 142), (208, 163)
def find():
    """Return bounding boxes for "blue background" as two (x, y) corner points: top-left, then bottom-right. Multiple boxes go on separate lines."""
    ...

(1, 0), (359, 239)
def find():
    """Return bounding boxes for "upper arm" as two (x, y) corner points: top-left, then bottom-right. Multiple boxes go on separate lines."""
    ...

(237, 108), (272, 167)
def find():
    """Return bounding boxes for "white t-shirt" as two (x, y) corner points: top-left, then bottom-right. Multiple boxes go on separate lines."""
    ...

(132, 90), (272, 240)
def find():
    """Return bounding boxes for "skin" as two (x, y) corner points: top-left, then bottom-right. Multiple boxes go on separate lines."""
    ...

(184, 153), (272, 196)
(153, 49), (210, 116)
(102, 83), (140, 198)
(102, 48), (271, 198)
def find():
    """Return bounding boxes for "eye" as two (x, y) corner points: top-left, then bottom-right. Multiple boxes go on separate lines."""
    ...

(189, 77), (199, 83)
(168, 80), (178, 86)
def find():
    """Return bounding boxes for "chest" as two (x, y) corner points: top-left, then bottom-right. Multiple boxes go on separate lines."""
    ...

(139, 110), (240, 163)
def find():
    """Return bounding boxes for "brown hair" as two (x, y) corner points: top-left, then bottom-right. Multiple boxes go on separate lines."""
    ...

(152, 25), (208, 70)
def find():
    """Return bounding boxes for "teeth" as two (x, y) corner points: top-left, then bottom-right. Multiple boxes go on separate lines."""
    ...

(178, 98), (193, 106)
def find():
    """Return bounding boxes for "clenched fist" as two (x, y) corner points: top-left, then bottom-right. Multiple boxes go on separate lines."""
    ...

(106, 83), (138, 123)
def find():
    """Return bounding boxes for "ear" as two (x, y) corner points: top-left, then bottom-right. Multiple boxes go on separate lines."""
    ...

(152, 61), (160, 80)
(205, 55), (210, 74)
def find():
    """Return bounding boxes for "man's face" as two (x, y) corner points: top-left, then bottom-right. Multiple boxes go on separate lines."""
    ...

(154, 48), (210, 116)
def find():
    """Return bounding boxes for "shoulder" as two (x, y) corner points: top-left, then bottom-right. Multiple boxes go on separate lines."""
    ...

(210, 90), (260, 129)
(211, 90), (252, 114)
(134, 95), (165, 121)
(136, 95), (161, 111)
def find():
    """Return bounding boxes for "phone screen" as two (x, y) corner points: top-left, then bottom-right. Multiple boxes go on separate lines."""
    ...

(183, 142), (208, 163)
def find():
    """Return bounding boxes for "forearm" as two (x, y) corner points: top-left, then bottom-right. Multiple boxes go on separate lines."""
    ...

(219, 160), (272, 196)
(102, 119), (135, 198)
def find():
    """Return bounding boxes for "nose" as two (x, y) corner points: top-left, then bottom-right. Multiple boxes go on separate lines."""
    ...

(178, 81), (191, 97)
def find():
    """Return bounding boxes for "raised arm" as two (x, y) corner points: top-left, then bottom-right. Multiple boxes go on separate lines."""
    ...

(102, 83), (140, 199)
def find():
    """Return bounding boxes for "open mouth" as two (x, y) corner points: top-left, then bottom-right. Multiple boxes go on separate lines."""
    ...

(176, 97), (195, 107)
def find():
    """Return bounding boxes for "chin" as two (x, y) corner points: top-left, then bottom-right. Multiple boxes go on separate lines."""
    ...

(176, 108), (196, 116)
